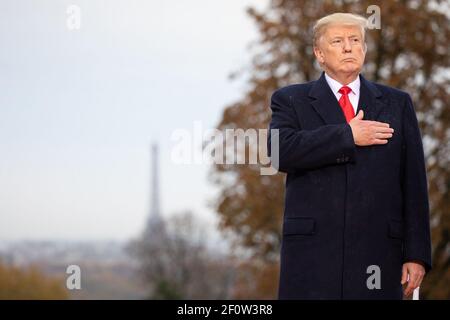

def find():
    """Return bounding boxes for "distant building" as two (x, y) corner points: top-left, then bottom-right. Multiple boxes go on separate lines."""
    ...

(144, 143), (166, 242)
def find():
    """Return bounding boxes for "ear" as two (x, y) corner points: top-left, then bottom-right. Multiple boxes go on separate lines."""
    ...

(313, 46), (325, 64)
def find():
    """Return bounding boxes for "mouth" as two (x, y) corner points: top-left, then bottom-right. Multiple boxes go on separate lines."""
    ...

(342, 58), (356, 62)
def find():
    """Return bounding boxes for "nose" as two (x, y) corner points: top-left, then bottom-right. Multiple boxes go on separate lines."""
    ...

(343, 38), (352, 52)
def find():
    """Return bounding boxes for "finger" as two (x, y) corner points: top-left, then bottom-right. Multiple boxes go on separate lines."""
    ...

(371, 139), (388, 145)
(412, 272), (424, 289)
(401, 265), (408, 285)
(416, 274), (424, 289)
(365, 120), (390, 127)
(409, 272), (421, 290)
(375, 127), (395, 133)
(375, 133), (393, 139)
(404, 280), (415, 297)
(351, 111), (364, 123)
(357, 110), (364, 119)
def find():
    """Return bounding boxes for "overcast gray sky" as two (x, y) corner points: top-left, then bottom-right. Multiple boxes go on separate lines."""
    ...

(0, 0), (268, 241)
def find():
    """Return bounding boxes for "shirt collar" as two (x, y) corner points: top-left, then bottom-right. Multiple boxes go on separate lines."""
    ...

(324, 72), (360, 96)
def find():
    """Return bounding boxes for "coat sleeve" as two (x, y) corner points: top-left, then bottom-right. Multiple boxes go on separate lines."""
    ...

(267, 88), (356, 173)
(401, 93), (432, 273)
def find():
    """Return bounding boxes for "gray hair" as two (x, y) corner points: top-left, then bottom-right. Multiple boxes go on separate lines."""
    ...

(313, 13), (368, 47)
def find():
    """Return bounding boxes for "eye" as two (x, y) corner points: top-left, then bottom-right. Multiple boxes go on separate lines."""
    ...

(332, 39), (342, 44)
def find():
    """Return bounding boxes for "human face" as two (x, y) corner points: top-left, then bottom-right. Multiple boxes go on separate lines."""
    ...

(314, 24), (366, 84)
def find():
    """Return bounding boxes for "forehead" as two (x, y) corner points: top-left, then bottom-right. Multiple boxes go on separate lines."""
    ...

(324, 24), (362, 37)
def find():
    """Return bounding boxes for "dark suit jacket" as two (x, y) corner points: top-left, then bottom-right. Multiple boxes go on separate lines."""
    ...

(268, 72), (432, 299)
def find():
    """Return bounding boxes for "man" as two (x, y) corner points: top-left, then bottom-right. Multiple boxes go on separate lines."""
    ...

(268, 13), (432, 299)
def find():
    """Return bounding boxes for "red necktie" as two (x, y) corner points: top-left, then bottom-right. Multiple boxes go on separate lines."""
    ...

(338, 86), (355, 123)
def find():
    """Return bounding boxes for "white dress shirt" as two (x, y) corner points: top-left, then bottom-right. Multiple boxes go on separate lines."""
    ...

(324, 72), (360, 115)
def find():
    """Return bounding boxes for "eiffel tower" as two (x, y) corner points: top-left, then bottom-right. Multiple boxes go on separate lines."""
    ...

(144, 142), (166, 241)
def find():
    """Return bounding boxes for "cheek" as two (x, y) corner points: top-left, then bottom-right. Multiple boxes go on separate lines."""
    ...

(357, 49), (366, 60)
(327, 52), (340, 64)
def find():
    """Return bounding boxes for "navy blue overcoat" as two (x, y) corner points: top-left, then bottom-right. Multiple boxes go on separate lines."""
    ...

(268, 72), (432, 299)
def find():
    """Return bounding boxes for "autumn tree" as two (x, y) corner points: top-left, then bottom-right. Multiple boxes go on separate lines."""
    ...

(211, 0), (449, 299)
(0, 260), (68, 299)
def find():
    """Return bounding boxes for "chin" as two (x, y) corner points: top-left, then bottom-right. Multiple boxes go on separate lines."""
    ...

(340, 68), (357, 74)
(341, 65), (360, 73)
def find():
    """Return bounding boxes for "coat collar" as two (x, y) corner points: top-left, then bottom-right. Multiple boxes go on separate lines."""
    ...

(324, 72), (361, 99)
(308, 72), (386, 125)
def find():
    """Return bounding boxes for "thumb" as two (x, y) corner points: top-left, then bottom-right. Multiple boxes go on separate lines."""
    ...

(401, 265), (408, 285)
(356, 110), (364, 119)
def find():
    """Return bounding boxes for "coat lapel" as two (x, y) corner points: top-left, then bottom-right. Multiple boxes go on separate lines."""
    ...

(308, 72), (387, 125)
(309, 72), (347, 124)
(357, 74), (386, 121)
